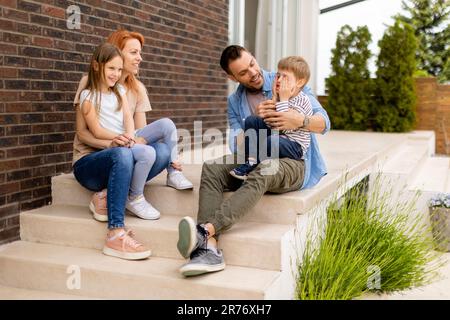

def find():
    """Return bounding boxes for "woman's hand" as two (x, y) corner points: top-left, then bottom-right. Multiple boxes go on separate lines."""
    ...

(109, 134), (134, 148)
(171, 160), (183, 171)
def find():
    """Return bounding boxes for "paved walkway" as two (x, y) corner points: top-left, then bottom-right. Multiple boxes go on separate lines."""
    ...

(384, 252), (450, 300)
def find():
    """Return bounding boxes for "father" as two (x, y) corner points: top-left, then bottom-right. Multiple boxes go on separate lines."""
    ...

(176, 45), (330, 276)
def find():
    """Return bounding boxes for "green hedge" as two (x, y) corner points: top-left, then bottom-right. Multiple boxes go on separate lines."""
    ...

(326, 23), (418, 132)
(326, 25), (372, 130)
(373, 22), (418, 132)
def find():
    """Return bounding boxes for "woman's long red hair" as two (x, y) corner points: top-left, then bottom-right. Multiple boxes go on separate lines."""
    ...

(107, 30), (145, 94)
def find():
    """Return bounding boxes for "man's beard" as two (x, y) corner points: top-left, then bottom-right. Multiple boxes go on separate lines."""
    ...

(245, 72), (263, 92)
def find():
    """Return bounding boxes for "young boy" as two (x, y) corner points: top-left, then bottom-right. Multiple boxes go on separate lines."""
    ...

(230, 56), (313, 180)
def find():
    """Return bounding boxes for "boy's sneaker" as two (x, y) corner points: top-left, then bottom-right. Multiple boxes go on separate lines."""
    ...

(229, 162), (258, 180)
(89, 189), (108, 222)
(126, 195), (160, 220)
(179, 247), (225, 277)
(103, 229), (151, 260)
(167, 171), (194, 190)
(177, 216), (209, 259)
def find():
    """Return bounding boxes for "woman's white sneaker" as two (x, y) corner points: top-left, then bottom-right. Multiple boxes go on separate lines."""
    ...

(167, 171), (194, 190)
(126, 195), (160, 220)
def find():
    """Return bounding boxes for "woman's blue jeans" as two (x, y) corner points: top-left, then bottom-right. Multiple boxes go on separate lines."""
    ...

(73, 147), (134, 229)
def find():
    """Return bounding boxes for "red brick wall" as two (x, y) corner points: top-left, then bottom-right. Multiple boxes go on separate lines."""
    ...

(415, 77), (450, 155)
(0, 0), (229, 244)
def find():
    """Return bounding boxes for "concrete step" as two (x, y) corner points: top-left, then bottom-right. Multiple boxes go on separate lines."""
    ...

(360, 252), (450, 300)
(409, 157), (450, 192)
(0, 284), (93, 300)
(382, 140), (430, 185)
(375, 141), (436, 209)
(20, 204), (293, 271)
(0, 241), (284, 299)
(52, 166), (304, 224)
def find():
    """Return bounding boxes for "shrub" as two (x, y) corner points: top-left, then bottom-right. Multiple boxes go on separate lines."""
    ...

(326, 25), (372, 130)
(295, 177), (441, 300)
(373, 22), (417, 132)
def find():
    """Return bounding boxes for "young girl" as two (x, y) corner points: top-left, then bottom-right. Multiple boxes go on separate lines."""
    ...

(75, 30), (193, 225)
(80, 42), (162, 220)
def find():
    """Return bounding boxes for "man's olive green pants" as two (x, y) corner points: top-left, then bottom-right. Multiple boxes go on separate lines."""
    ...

(197, 154), (305, 236)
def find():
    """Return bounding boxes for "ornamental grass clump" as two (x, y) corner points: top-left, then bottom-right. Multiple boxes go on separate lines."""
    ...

(296, 178), (441, 300)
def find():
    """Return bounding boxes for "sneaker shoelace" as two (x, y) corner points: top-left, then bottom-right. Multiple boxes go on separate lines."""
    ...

(120, 229), (143, 251)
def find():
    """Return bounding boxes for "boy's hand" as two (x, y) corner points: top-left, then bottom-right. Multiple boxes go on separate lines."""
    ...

(279, 77), (295, 102)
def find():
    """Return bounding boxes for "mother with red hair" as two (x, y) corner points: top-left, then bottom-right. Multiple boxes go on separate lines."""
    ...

(72, 30), (193, 259)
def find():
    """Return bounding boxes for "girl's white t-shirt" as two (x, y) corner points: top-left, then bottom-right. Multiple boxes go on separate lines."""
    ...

(79, 85), (126, 135)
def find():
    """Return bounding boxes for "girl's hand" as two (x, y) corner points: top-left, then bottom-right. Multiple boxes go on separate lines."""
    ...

(122, 133), (135, 148)
(279, 77), (295, 102)
(171, 160), (183, 171)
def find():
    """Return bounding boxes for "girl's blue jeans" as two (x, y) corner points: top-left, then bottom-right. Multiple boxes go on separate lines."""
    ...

(73, 147), (134, 229)
(73, 119), (175, 228)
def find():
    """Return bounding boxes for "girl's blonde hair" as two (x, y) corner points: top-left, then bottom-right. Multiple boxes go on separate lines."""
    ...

(107, 29), (144, 94)
(85, 43), (124, 114)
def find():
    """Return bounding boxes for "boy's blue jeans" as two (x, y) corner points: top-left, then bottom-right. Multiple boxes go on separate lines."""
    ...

(244, 115), (303, 163)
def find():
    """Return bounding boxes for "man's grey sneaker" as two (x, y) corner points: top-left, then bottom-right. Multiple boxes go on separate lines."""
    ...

(177, 216), (209, 259)
(179, 247), (225, 277)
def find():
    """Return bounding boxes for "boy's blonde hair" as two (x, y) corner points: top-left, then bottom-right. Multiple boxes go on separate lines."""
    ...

(277, 56), (310, 85)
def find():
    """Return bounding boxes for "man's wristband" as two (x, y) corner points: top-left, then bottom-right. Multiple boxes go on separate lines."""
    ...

(298, 115), (310, 130)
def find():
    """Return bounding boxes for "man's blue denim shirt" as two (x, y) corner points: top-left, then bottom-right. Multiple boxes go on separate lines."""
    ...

(227, 69), (330, 189)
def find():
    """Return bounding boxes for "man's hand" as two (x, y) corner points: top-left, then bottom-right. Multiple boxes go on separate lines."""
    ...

(264, 109), (304, 131)
(256, 100), (276, 119)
